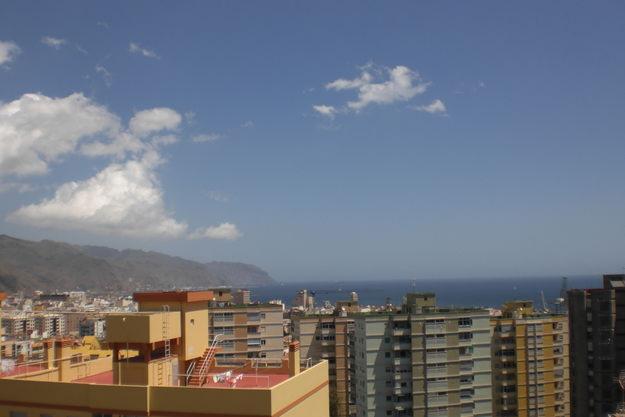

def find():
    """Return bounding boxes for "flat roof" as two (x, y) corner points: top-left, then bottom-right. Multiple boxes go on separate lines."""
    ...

(70, 370), (288, 389)
(133, 290), (214, 303)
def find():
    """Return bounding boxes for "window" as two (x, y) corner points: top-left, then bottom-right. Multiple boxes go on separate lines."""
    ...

(213, 312), (233, 322)
(459, 332), (473, 341)
(385, 352), (391, 358)
(321, 322), (335, 329)
(459, 346), (473, 356)
(248, 338), (262, 347)
(458, 318), (473, 327)
(247, 312), (261, 321)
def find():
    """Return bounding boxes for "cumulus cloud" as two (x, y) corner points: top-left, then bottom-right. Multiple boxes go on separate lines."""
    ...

(192, 133), (222, 143)
(129, 108), (182, 137)
(325, 65), (429, 112)
(7, 154), (188, 238)
(189, 223), (242, 240)
(415, 99), (447, 114)
(2, 92), (240, 240)
(0, 41), (20, 66)
(129, 42), (159, 59)
(312, 105), (337, 118)
(0, 93), (120, 177)
(41, 36), (66, 49)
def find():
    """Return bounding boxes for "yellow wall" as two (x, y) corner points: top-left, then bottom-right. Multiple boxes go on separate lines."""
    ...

(0, 361), (330, 417)
(106, 311), (181, 344)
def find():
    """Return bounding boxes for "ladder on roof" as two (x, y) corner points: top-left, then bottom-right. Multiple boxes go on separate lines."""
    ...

(163, 305), (171, 358)
(157, 305), (170, 386)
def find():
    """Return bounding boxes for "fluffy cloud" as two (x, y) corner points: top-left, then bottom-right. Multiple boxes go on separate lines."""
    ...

(2, 92), (240, 240)
(325, 65), (429, 111)
(416, 99), (447, 114)
(189, 223), (242, 240)
(192, 133), (222, 143)
(7, 153), (188, 238)
(129, 108), (182, 137)
(41, 36), (66, 49)
(312, 105), (337, 118)
(129, 42), (159, 59)
(0, 41), (20, 66)
(0, 93), (120, 177)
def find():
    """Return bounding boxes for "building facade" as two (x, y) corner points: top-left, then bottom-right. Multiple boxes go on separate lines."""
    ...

(352, 293), (493, 417)
(292, 314), (354, 417)
(208, 303), (284, 359)
(568, 274), (625, 417)
(491, 301), (570, 417)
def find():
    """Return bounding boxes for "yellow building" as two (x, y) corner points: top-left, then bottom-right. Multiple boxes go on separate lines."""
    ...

(491, 301), (570, 417)
(0, 290), (329, 417)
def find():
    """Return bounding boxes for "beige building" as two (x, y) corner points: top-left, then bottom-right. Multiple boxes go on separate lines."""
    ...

(0, 290), (329, 417)
(491, 301), (570, 417)
(292, 314), (354, 417)
(209, 303), (284, 360)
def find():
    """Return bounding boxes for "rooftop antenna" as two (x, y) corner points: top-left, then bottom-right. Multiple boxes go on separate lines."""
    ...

(540, 291), (550, 314)
(554, 276), (568, 314)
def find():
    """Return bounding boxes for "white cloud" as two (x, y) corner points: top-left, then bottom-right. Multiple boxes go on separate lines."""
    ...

(189, 223), (242, 240)
(129, 42), (159, 59)
(0, 93), (120, 177)
(192, 133), (222, 143)
(129, 108), (182, 137)
(241, 120), (254, 128)
(2, 92), (240, 240)
(151, 134), (178, 147)
(325, 65), (429, 111)
(41, 36), (67, 49)
(95, 65), (112, 86)
(416, 99), (447, 114)
(80, 131), (144, 158)
(0, 41), (20, 66)
(312, 104), (337, 118)
(7, 153), (188, 238)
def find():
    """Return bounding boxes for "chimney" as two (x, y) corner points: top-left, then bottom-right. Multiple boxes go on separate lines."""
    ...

(288, 341), (300, 377)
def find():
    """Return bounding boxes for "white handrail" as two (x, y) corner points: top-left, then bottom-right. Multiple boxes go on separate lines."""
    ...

(194, 334), (222, 386)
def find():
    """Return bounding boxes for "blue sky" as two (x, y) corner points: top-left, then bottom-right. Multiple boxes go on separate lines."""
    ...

(1, 1), (624, 281)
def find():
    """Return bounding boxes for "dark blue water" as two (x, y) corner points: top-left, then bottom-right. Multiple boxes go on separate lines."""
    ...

(252, 275), (601, 308)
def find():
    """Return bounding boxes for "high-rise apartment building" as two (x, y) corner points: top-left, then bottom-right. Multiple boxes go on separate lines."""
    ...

(208, 303), (284, 359)
(292, 314), (354, 417)
(352, 293), (493, 417)
(568, 274), (625, 417)
(491, 301), (570, 417)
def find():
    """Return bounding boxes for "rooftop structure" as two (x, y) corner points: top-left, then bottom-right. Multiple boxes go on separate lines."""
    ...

(0, 290), (330, 417)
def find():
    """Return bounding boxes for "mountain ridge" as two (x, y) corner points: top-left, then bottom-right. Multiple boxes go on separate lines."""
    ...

(0, 234), (275, 293)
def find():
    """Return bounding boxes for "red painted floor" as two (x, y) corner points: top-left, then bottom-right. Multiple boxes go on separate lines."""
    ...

(72, 370), (114, 384)
(0, 364), (47, 378)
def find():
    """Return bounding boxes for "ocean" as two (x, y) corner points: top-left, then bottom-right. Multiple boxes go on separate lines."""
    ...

(251, 275), (601, 309)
